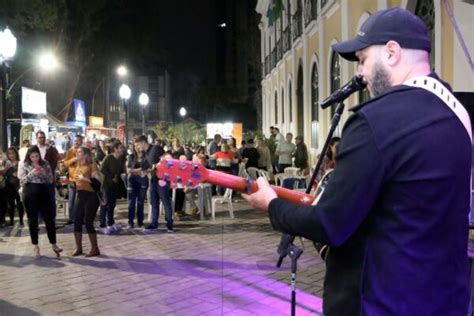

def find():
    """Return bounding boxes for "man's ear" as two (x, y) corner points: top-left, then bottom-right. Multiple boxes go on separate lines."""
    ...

(384, 40), (402, 66)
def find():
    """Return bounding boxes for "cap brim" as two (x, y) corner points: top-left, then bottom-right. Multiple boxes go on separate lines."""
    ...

(332, 38), (371, 61)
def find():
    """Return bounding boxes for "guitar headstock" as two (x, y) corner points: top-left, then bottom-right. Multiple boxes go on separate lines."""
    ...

(156, 158), (208, 189)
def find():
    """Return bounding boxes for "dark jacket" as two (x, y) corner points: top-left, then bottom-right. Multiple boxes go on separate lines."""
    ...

(269, 76), (471, 315)
(144, 144), (165, 181)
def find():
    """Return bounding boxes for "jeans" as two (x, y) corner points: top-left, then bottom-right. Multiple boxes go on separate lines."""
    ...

(128, 176), (148, 226)
(6, 189), (24, 224)
(149, 179), (173, 229)
(23, 183), (56, 245)
(100, 187), (116, 227)
(67, 184), (76, 222)
(74, 190), (99, 233)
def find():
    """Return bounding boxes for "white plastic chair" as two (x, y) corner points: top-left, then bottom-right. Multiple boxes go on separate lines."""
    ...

(257, 169), (271, 181)
(55, 188), (69, 220)
(246, 167), (260, 180)
(211, 188), (234, 220)
(284, 167), (299, 176)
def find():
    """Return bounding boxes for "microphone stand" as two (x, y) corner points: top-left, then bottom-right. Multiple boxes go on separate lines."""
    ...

(275, 101), (346, 316)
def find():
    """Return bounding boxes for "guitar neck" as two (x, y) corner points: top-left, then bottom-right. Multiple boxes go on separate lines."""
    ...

(205, 169), (315, 206)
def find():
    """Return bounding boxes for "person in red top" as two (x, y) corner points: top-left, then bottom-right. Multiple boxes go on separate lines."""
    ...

(211, 143), (236, 195)
(212, 143), (235, 174)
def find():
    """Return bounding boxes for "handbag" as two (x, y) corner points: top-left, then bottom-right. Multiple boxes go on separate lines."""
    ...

(91, 178), (101, 193)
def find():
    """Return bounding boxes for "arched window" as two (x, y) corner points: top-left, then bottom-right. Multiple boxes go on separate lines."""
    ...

(311, 62), (319, 148)
(330, 51), (340, 118)
(415, 0), (435, 68)
(281, 88), (285, 124)
(288, 80), (292, 122)
(311, 63), (319, 122)
(274, 91), (278, 125)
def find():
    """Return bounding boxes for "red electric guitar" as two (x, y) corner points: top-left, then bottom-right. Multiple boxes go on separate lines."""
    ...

(156, 158), (316, 206)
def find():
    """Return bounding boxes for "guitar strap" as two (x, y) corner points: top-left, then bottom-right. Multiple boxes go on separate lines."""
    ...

(404, 76), (473, 209)
(403, 76), (472, 142)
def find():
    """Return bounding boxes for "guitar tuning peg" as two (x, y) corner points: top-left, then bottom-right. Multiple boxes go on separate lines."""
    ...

(192, 164), (199, 170)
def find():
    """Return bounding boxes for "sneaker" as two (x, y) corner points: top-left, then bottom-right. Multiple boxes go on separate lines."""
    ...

(167, 229), (174, 233)
(127, 224), (134, 230)
(103, 226), (113, 235)
(144, 224), (158, 231)
(112, 223), (121, 231)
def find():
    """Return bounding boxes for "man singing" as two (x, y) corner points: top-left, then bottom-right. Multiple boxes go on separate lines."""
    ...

(244, 8), (471, 315)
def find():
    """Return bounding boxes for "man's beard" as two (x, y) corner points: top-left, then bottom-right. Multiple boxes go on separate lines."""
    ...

(370, 62), (392, 98)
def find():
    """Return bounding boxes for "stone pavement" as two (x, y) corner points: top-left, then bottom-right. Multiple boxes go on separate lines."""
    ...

(0, 198), (326, 315)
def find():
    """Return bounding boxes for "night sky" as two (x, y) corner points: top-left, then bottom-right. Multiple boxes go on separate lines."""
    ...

(1, 0), (259, 128)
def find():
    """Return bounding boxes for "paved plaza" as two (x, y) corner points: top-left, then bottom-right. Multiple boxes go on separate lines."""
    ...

(0, 198), (326, 315)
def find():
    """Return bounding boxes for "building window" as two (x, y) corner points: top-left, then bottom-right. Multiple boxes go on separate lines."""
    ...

(288, 80), (292, 122)
(415, 0), (435, 68)
(274, 91), (278, 125)
(281, 88), (285, 124)
(330, 51), (340, 118)
(311, 62), (319, 149)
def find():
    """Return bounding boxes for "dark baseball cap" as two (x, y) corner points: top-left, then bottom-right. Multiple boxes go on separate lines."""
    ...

(332, 7), (431, 61)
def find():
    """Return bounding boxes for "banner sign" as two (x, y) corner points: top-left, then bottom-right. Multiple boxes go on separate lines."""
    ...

(22, 87), (46, 115)
(74, 99), (86, 122)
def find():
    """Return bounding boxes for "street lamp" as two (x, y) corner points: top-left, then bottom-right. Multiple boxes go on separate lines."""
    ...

(138, 92), (149, 135)
(119, 83), (131, 145)
(0, 27), (17, 151)
(117, 65), (127, 77)
(7, 52), (59, 96)
(179, 107), (186, 118)
(38, 53), (59, 72)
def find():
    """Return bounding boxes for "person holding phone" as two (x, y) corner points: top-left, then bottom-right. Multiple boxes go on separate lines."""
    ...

(20, 146), (62, 258)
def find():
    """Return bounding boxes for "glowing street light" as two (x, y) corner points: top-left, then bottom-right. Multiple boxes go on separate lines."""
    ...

(117, 65), (127, 77)
(179, 107), (186, 118)
(38, 53), (59, 72)
(139, 93), (149, 134)
(119, 84), (131, 144)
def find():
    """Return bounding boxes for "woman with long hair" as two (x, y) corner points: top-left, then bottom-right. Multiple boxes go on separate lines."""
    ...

(126, 142), (148, 229)
(20, 146), (62, 258)
(72, 146), (102, 257)
(5, 147), (24, 226)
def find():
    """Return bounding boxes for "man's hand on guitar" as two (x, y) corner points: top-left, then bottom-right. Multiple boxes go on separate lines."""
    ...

(242, 177), (278, 211)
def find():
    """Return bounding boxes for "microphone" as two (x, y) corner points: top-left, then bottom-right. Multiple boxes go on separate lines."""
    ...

(320, 76), (366, 109)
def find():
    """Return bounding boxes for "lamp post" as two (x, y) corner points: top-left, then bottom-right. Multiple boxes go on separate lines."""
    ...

(0, 27), (17, 151)
(138, 92), (149, 135)
(119, 83), (131, 145)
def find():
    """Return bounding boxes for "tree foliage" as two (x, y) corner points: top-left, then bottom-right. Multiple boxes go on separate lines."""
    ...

(152, 121), (206, 146)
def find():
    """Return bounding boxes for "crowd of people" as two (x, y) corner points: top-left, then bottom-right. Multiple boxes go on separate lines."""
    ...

(0, 127), (318, 259)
